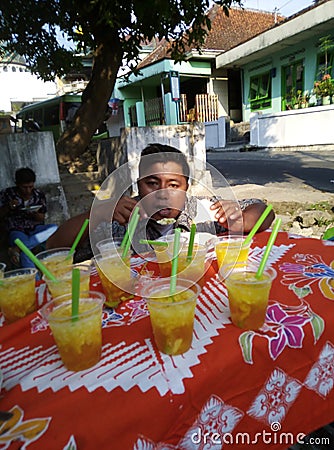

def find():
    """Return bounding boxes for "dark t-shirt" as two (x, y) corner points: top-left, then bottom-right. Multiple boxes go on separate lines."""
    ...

(0, 186), (47, 233)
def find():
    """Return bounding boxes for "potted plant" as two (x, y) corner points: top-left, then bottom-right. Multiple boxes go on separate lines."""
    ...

(313, 74), (334, 105)
(286, 88), (300, 109)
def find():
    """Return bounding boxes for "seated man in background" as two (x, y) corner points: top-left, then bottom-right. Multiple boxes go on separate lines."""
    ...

(0, 167), (58, 268)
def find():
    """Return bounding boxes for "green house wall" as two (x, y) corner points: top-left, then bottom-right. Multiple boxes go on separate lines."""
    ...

(242, 34), (331, 121)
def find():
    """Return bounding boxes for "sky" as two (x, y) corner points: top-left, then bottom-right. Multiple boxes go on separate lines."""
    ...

(57, 1), (316, 48)
(240, 0), (315, 16)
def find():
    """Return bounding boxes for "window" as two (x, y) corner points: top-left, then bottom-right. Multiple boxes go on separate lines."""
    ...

(316, 50), (334, 79)
(282, 60), (304, 110)
(249, 72), (271, 111)
(44, 104), (59, 126)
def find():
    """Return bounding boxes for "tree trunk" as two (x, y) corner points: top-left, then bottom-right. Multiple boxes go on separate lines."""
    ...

(56, 32), (124, 163)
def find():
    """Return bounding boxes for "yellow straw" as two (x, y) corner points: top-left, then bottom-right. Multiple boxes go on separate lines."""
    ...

(243, 204), (273, 246)
(255, 218), (282, 279)
(169, 228), (181, 295)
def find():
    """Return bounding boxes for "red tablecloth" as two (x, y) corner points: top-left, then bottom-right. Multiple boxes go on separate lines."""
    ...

(1, 231), (334, 449)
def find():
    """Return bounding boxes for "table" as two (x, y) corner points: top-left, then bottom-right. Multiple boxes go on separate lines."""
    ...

(1, 231), (334, 449)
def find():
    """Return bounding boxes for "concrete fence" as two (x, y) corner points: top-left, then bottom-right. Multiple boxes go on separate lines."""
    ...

(250, 105), (334, 147)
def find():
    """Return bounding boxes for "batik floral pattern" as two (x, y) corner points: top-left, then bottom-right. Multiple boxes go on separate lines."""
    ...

(279, 254), (334, 300)
(134, 395), (244, 450)
(0, 405), (50, 448)
(304, 341), (334, 399)
(248, 368), (302, 425)
(239, 301), (322, 364)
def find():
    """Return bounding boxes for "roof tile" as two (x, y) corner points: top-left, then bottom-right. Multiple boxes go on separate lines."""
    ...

(137, 5), (283, 69)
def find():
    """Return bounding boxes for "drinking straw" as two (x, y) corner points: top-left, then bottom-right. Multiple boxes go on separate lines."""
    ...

(187, 223), (197, 262)
(139, 239), (168, 246)
(120, 206), (140, 250)
(255, 218), (282, 279)
(169, 228), (181, 295)
(122, 208), (140, 258)
(243, 204), (273, 247)
(14, 238), (57, 281)
(71, 268), (80, 322)
(66, 218), (89, 260)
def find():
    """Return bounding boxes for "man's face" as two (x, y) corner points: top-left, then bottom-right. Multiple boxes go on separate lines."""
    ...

(138, 161), (188, 221)
(17, 182), (34, 200)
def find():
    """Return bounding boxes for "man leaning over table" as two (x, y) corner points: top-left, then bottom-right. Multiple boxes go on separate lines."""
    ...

(0, 167), (58, 269)
(46, 143), (275, 262)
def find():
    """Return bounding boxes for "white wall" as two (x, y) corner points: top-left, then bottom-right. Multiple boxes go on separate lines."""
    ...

(0, 63), (57, 113)
(250, 105), (334, 147)
(122, 123), (212, 195)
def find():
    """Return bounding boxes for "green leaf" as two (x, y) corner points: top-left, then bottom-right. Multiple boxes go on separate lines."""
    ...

(310, 313), (325, 343)
(239, 331), (255, 364)
(289, 283), (312, 298)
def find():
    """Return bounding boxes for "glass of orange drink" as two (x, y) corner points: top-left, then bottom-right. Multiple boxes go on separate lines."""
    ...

(221, 262), (276, 330)
(40, 291), (105, 371)
(215, 235), (252, 269)
(0, 268), (37, 323)
(151, 234), (187, 277)
(36, 247), (73, 277)
(43, 264), (91, 301)
(141, 278), (200, 355)
(94, 248), (134, 308)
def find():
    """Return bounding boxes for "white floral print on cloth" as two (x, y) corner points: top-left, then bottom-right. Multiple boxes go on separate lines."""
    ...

(247, 368), (302, 426)
(279, 253), (334, 300)
(304, 341), (334, 399)
(134, 395), (244, 450)
(239, 300), (323, 364)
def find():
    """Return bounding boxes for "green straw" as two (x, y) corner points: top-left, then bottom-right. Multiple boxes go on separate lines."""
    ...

(139, 239), (168, 247)
(71, 268), (80, 322)
(187, 223), (196, 262)
(255, 218), (282, 279)
(243, 204), (273, 247)
(169, 228), (181, 295)
(122, 208), (140, 258)
(121, 206), (139, 250)
(66, 218), (89, 260)
(14, 238), (57, 281)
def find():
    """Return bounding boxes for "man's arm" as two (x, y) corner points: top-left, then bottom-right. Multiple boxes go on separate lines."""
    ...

(46, 211), (90, 249)
(241, 202), (275, 233)
(210, 198), (275, 234)
(0, 190), (19, 219)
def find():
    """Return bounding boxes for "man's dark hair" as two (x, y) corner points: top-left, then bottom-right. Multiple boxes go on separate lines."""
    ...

(15, 167), (36, 184)
(139, 143), (190, 181)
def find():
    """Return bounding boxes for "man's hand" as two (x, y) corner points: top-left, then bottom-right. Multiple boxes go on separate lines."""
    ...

(113, 196), (148, 225)
(9, 199), (19, 210)
(210, 199), (243, 231)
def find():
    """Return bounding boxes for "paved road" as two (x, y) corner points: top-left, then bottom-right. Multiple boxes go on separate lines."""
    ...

(206, 149), (334, 194)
